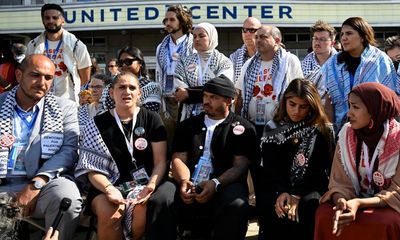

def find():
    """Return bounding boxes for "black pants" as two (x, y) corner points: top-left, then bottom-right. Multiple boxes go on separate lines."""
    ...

(175, 182), (249, 240)
(257, 190), (320, 240)
(145, 181), (177, 240)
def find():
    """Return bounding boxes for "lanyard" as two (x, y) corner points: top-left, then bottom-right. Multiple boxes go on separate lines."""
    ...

(197, 53), (213, 86)
(45, 38), (63, 61)
(166, 36), (186, 73)
(114, 108), (139, 168)
(362, 143), (379, 184)
(15, 107), (39, 133)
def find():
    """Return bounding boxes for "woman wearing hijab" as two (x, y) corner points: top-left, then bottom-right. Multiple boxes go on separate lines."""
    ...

(314, 82), (400, 240)
(174, 22), (234, 121)
(315, 17), (399, 132)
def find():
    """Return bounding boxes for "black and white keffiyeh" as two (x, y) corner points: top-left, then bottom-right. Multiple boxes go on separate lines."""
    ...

(230, 44), (248, 84)
(75, 117), (137, 240)
(242, 47), (289, 119)
(175, 49), (233, 119)
(78, 104), (91, 132)
(261, 121), (318, 186)
(0, 87), (64, 177)
(301, 48), (337, 78)
(156, 34), (194, 93)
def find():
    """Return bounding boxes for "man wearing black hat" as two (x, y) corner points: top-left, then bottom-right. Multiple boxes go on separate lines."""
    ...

(170, 75), (257, 239)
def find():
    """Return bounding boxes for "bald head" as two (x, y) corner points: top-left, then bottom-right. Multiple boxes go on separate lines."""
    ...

(15, 54), (55, 109)
(243, 17), (261, 28)
(242, 17), (262, 49)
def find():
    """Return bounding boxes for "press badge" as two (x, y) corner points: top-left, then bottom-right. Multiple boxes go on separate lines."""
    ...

(192, 156), (213, 186)
(255, 99), (266, 125)
(41, 132), (63, 159)
(165, 75), (174, 95)
(130, 166), (150, 185)
(8, 142), (27, 174)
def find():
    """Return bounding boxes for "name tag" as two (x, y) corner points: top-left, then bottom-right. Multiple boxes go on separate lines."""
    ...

(165, 75), (175, 95)
(8, 142), (27, 175)
(0, 150), (8, 176)
(41, 132), (63, 159)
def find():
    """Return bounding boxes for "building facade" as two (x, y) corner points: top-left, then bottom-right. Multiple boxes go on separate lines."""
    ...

(1, 0), (400, 72)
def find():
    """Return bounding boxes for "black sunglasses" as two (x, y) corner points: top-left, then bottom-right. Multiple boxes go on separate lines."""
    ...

(117, 58), (140, 67)
(242, 28), (258, 34)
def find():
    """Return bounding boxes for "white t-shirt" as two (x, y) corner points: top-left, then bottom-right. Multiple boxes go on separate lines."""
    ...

(240, 60), (278, 125)
(46, 40), (74, 100)
(202, 115), (225, 159)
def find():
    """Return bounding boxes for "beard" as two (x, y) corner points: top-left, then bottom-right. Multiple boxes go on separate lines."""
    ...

(168, 26), (182, 34)
(45, 24), (62, 34)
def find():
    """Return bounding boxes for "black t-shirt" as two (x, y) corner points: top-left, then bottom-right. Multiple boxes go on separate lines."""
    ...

(94, 108), (167, 184)
(173, 112), (257, 180)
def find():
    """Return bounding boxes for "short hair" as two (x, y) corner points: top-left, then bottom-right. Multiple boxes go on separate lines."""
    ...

(164, 4), (193, 34)
(341, 17), (376, 47)
(91, 73), (112, 86)
(384, 35), (400, 53)
(310, 20), (337, 40)
(11, 43), (26, 56)
(41, 3), (64, 18)
(107, 58), (118, 64)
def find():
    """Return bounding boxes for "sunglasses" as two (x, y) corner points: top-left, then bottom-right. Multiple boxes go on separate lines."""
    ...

(242, 28), (258, 34)
(117, 58), (140, 67)
(107, 64), (117, 68)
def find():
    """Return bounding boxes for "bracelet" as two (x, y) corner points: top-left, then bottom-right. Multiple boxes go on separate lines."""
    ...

(291, 194), (301, 200)
(104, 183), (113, 191)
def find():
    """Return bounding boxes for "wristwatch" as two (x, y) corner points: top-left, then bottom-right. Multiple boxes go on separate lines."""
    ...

(211, 178), (222, 192)
(30, 180), (45, 190)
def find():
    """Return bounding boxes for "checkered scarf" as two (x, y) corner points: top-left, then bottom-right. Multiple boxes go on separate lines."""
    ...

(230, 44), (248, 84)
(301, 49), (337, 78)
(76, 115), (138, 240)
(242, 47), (289, 119)
(175, 50), (232, 120)
(78, 104), (92, 132)
(0, 86), (64, 177)
(261, 121), (318, 185)
(156, 34), (193, 93)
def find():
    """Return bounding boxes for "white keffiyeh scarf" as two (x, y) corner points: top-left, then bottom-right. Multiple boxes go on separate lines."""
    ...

(0, 87), (64, 177)
(242, 48), (289, 119)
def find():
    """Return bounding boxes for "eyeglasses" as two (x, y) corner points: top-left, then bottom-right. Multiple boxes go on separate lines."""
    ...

(312, 37), (332, 42)
(107, 64), (117, 68)
(89, 85), (104, 90)
(117, 58), (140, 67)
(242, 28), (258, 34)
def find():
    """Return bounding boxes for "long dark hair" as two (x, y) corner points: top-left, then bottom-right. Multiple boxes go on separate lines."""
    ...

(117, 46), (149, 79)
(338, 17), (376, 64)
(274, 78), (331, 139)
(164, 4), (193, 34)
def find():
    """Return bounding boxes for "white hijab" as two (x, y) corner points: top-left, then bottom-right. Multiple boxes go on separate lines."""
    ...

(194, 22), (218, 57)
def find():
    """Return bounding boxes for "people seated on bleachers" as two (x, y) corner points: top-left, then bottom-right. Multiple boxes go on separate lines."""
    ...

(171, 75), (257, 239)
(315, 82), (400, 240)
(256, 78), (335, 240)
(75, 72), (175, 240)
